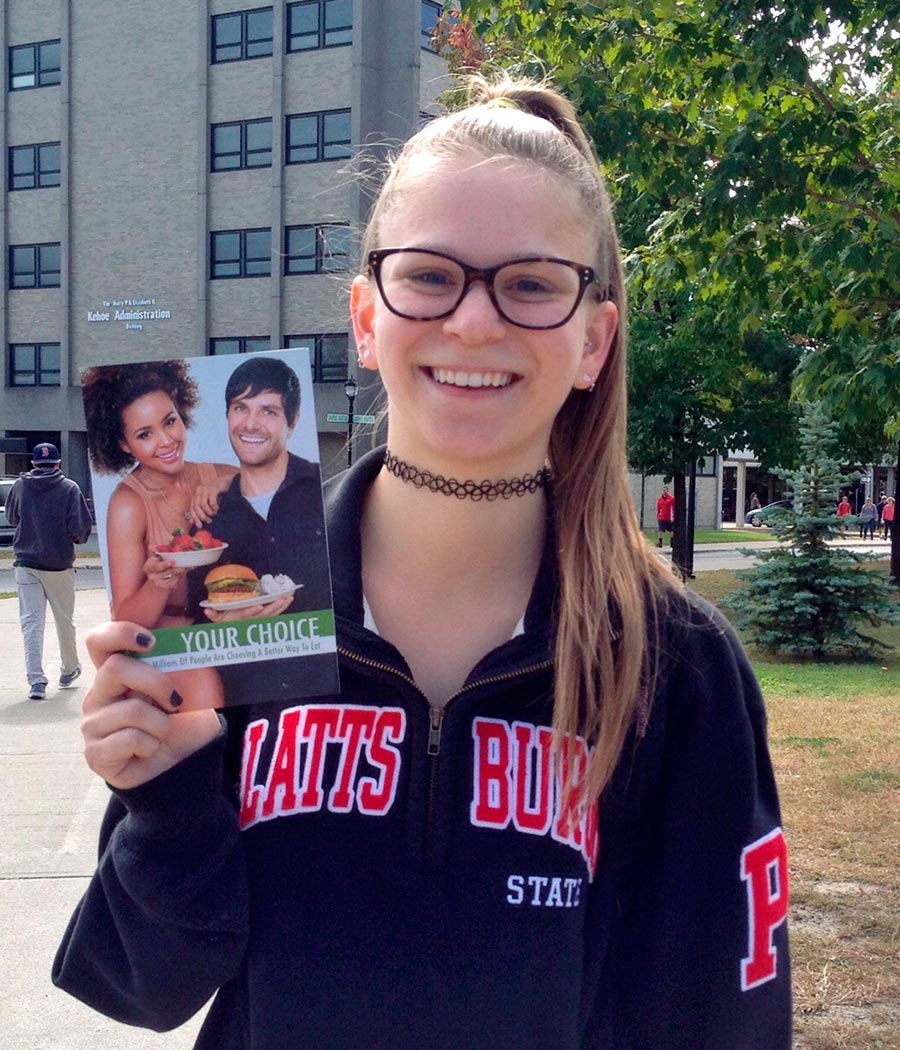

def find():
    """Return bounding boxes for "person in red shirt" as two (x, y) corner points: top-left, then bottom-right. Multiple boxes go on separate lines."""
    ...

(836, 495), (852, 533)
(656, 485), (676, 547)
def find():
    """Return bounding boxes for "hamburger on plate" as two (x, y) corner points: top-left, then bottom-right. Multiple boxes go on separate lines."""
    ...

(203, 564), (261, 605)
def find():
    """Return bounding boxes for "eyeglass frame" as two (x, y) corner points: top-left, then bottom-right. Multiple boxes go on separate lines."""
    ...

(365, 247), (606, 331)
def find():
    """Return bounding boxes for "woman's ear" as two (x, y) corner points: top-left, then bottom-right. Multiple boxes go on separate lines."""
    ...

(350, 275), (378, 370)
(576, 299), (618, 390)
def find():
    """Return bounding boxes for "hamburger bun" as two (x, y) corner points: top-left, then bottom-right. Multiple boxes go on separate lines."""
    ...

(204, 563), (261, 605)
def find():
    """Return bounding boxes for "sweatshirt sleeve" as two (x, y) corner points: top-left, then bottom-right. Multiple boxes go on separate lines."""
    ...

(5, 480), (21, 527)
(588, 600), (791, 1050)
(52, 726), (250, 1032)
(67, 482), (94, 544)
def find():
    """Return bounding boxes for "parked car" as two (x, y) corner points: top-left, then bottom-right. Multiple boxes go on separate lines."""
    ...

(744, 499), (792, 527)
(0, 476), (18, 543)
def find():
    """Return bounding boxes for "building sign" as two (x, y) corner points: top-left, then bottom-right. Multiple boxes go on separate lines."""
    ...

(87, 297), (172, 332)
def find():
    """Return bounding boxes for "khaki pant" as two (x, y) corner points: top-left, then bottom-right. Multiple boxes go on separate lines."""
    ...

(14, 565), (79, 687)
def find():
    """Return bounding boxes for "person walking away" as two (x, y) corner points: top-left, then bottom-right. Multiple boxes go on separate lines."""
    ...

(656, 484), (675, 547)
(5, 442), (93, 700)
(858, 498), (877, 541)
(883, 496), (895, 540)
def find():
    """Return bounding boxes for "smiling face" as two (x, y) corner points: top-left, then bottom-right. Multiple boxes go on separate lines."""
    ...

(351, 155), (617, 478)
(226, 386), (294, 469)
(119, 391), (187, 477)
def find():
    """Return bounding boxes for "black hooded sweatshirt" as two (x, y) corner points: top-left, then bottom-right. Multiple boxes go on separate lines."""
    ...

(53, 447), (791, 1049)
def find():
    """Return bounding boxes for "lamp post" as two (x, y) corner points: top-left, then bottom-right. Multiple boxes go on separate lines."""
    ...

(344, 375), (359, 467)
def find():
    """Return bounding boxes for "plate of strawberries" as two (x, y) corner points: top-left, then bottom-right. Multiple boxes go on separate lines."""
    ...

(152, 529), (229, 568)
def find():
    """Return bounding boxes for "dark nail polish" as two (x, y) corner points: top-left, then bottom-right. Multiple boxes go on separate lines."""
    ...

(135, 633), (153, 648)
(169, 690), (184, 709)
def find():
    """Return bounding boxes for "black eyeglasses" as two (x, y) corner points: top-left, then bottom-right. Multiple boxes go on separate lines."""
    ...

(366, 247), (604, 330)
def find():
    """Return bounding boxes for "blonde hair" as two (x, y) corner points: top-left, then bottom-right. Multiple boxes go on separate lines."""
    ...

(362, 74), (677, 801)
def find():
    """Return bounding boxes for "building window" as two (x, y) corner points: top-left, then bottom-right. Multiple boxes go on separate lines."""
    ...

(286, 333), (348, 382)
(287, 0), (352, 52)
(421, 1), (442, 49)
(9, 143), (60, 190)
(9, 40), (61, 90)
(9, 243), (61, 289)
(285, 110), (351, 164)
(211, 7), (273, 63)
(9, 343), (61, 386)
(209, 336), (271, 355)
(211, 119), (272, 171)
(284, 224), (350, 275)
(211, 229), (271, 278)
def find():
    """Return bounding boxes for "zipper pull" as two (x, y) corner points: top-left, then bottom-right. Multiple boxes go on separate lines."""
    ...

(427, 706), (445, 757)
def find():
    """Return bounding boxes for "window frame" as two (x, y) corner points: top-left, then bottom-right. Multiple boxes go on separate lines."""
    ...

(285, 109), (351, 165)
(210, 228), (272, 279)
(286, 0), (352, 52)
(285, 332), (349, 382)
(9, 40), (61, 90)
(211, 7), (274, 64)
(211, 118), (273, 171)
(420, 0), (443, 50)
(9, 142), (61, 190)
(283, 223), (350, 276)
(9, 342), (61, 386)
(209, 336), (272, 356)
(9, 243), (61, 289)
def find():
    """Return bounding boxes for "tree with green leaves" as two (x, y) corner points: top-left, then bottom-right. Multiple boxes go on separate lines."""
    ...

(456, 0), (900, 573)
(722, 402), (897, 659)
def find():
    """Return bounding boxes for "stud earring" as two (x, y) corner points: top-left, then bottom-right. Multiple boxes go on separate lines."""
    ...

(581, 372), (596, 392)
(357, 347), (371, 366)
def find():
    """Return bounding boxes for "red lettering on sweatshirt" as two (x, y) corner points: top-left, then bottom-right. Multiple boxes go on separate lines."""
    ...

(741, 827), (789, 990)
(471, 717), (599, 880)
(239, 704), (407, 829)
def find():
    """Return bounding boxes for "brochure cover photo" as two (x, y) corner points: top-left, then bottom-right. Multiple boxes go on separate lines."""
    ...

(81, 348), (340, 707)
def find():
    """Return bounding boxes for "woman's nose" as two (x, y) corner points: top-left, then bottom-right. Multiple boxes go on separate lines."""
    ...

(442, 278), (506, 341)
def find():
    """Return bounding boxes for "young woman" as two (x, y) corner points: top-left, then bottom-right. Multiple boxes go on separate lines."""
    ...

(82, 360), (236, 630)
(55, 77), (791, 1049)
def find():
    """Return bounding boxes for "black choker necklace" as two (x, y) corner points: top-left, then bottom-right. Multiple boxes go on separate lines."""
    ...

(383, 450), (550, 502)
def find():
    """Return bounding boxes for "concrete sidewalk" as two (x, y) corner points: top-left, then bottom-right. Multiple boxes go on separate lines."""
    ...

(0, 586), (205, 1049)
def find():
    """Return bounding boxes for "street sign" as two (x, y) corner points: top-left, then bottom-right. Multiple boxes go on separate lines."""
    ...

(326, 413), (377, 425)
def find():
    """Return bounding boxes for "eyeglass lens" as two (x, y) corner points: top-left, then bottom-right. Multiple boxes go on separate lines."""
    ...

(374, 250), (590, 329)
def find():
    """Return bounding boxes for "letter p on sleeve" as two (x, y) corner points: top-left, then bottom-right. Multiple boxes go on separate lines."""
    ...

(740, 827), (789, 991)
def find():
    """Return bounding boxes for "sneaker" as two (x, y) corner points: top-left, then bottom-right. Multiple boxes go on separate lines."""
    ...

(59, 665), (82, 688)
(28, 682), (47, 701)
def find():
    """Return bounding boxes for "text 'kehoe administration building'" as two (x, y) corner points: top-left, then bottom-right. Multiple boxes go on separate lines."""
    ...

(0, 0), (447, 490)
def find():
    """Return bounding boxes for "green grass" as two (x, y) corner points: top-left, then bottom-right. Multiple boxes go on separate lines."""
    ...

(642, 528), (775, 544)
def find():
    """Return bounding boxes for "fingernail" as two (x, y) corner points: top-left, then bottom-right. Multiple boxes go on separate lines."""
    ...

(169, 690), (184, 709)
(135, 633), (153, 648)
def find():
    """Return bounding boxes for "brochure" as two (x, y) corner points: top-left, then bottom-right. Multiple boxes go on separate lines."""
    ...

(81, 348), (340, 707)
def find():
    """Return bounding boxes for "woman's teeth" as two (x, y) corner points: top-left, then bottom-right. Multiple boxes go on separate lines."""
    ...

(431, 369), (513, 388)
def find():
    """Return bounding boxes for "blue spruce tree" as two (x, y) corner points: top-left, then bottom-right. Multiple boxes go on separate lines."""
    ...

(723, 403), (898, 658)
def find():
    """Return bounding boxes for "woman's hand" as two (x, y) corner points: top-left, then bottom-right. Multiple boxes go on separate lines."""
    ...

(189, 483), (223, 528)
(142, 552), (186, 592)
(82, 623), (221, 790)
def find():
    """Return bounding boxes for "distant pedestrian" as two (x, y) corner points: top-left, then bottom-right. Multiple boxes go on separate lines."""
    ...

(876, 492), (887, 526)
(656, 484), (675, 547)
(749, 492), (761, 511)
(883, 497), (895, 541)
(858, 498), (877, 540)
(5, 442), (93, 700)
(836, 495), (852, 534)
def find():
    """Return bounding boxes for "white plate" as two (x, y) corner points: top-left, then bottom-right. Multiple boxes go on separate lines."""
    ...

(199, 583), (302, 611)
(153, 542), (229, 568)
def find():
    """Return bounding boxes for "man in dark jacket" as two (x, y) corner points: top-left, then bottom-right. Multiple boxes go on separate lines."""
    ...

(6, 442), (93, 699)
(189, 356), (336, 703)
